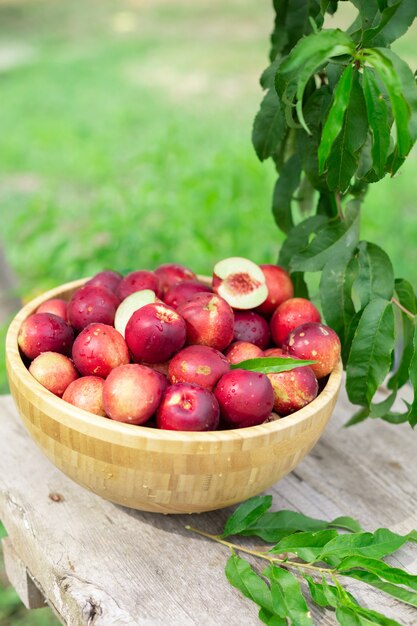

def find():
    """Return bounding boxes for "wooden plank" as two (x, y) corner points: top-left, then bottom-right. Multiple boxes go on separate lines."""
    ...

(2, 537), (46, 609)
(0, 388), (416, 625)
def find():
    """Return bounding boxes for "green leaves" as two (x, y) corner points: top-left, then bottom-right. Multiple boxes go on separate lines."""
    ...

(290, 206), (360, 272)
(276, 29), (355, 134)
(223, 496), (272, 538)
(255, 0), (417, 427)
(264, 564), (312, 626)
(320, 255), (357, 346)
(362, 0), (417, 47)
(336, 604), (402, 626)
(229, 357), (316, 375)
(362, 68), (390, 177)
(318, 527), (415, 563)
(191, 497), (417, 626)
(222, 496), (362, 542)
(269, 529), (339, 562)
(364, 48), (417, 172)
(325, 71), (369, 193)
(338, 554), (417, 591)
(318, 64), (354, 172)
(346, 298), (395, 406)
(352, 241), (394, 309)
(253, 89), (287, 162)
(225, 555), (282, 621)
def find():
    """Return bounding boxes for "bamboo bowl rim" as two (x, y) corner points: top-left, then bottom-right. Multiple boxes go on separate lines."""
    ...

(6, 277), (343, 445)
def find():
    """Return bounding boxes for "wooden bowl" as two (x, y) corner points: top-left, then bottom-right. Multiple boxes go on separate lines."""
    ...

(6, 278), (342, 514)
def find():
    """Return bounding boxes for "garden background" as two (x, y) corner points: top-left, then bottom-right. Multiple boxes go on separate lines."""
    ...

(0, 0), (416, 623)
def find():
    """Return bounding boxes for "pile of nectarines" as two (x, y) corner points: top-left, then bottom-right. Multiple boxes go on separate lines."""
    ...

(18, 258), (341, 431)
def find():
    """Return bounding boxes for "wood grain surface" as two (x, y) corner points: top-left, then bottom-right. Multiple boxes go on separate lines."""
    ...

(0, 386), (416, 626)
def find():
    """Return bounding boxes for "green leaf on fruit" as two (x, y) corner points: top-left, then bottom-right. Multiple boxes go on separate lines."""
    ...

(230, 357), (316, 374)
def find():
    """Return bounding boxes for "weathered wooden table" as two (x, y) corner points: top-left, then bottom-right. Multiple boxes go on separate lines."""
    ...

(0, 386), (416, 626)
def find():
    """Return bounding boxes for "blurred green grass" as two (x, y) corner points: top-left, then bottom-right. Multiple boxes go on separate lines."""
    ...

(0, 2), (417, 622)
(1, 0), (416, 300)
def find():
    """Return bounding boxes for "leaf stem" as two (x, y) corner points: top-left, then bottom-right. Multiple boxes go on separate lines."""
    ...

(391, 297), (416, 320)
(186, 526), (334, 575)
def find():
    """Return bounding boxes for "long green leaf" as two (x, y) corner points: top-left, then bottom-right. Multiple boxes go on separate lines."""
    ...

(238, 510), (362, 543)
(222, 496), (272, 537)
(290, 206), (360, 272)
(352, 241), (394, 309)
(225, 555), (279, 617)
(258, 607), (287, 626)
(253, 88), (287, 162)
(362, 67), (391, 177)
(336, 605), (401, 626)
(297, 86), (333, 190)
(362, 0), (417, 47)
(338, 554), (417, 591)
(326, 71), (369, 192)
(393, 277), (417, 315)
(365, 48), (417, 166)
(276, 29), (355, 133)
(388, 278), (417, 391)
(269, 529), (338, 562)
(305, 575), (338, 608)
(344, 388), (399, 426)
(330, 516), (363, 533)
(318, 527), (414, 563)
(231, 357), (316, 374)
(278, 215), (328, 269)
(264, 564), (313, 626)
(343, 569), (417, 609)
(318, 64), (354, 173)
(320, 254), (357, 346)
(305, 575), (359, 609)
(346, 298), (395, 406)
